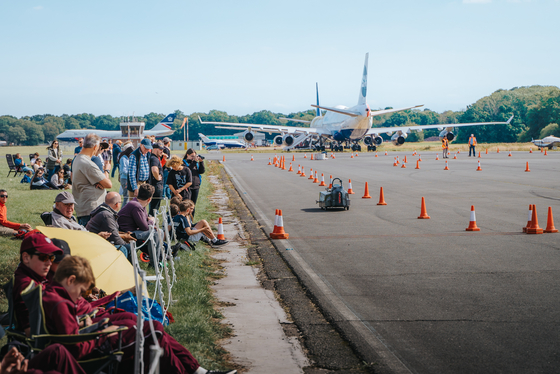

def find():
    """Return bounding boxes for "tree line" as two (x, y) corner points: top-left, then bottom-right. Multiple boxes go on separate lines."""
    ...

(1, 85), (558, 146)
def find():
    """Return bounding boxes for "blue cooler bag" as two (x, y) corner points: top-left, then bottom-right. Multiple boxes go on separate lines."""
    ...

(106, 291), (168, 326)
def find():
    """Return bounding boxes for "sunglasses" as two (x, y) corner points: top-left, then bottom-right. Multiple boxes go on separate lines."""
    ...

(0, 195), (7, 198)
(32, 252), (56, 262)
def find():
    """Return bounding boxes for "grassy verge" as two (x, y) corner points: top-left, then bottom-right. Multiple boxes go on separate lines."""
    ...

(0, 146), (234, 371)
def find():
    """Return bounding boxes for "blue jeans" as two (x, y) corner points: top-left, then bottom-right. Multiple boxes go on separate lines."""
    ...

(77, 215), (91, 227)
(111, 163), (119, 178)
(115, 244), (132, 263)
(47, 165), (60, 181)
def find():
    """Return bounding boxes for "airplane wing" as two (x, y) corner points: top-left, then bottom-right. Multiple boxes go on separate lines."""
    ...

(198, 116), (329, 136)
(366, 115), (514, 135)
(370, 104), (424, 117)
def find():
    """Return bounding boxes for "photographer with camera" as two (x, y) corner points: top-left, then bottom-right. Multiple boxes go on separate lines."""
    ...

(183, 149), (205, 218)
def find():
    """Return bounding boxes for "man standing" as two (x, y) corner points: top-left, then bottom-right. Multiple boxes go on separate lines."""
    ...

(72, 134), (112, 226)
(162, 137), (172, 198)
(442, 137), (449, 159)
(148, 142), (165, 215)
(74, 138), (83, 156)
(127, 138), (152, 199)
(111, 140), (122, 178)
(468, 134), (477, 157)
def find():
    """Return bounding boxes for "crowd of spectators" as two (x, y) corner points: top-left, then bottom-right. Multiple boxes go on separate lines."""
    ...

(0, 133), (236, 373)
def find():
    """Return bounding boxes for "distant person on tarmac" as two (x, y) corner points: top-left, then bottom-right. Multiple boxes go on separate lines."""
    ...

(442, 137), (449, 159)
(468, 134), (477, 157)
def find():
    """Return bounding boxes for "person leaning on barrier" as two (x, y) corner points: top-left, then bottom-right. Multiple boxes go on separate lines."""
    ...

(86, 191), (136, 261)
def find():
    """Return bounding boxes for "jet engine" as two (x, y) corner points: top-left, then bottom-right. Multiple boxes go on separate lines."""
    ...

(273, 134), (295, 147)
(391, 132), (407, 146)
(439, 129), (455, 142)
(244, 131), (254, 142)
(363, 136), (383, 146)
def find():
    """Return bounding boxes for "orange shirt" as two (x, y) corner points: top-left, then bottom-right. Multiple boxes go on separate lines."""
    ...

(0, 202), (21, 230)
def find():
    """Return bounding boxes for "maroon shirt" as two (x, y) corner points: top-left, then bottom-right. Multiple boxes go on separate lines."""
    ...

(117, 198), (150, 232)
(13, 263), (49, 330)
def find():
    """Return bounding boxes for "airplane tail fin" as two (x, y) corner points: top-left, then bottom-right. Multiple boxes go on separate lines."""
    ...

(316, 83), (321, 117)
(358, 53), (368, 106)
(198, 133), (210, 142)
(151, 113), (177, 131)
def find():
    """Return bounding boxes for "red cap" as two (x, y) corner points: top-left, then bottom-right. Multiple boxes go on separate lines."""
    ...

(20, 233), (63, 255)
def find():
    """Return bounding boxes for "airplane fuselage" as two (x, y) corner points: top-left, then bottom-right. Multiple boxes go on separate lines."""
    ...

(313, 104), (371, 142)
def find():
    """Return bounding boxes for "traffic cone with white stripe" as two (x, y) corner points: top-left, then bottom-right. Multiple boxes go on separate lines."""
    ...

(328, 175), (333, 189)
(300, 166), (306, 177)
(297, 165), (301, 175)
(418, 154), (422, 161)
(393, 157), (398, 167)
(348, 179), (355, 194)
(401, 161), (406, 168)
(529, 148), (533, 153)
(436, 154), (439, 160)
(508, 150), (512, 157)
(444, 160), (449, 170)
(385, 151), (388, 156)
(453, 153), (457, 159)
(313, 170), (319, 183)
(319, 173), (326, 186)
(251, 155), (254, 161)
(304, 153), (307, 158)
(465, 205), (480, 231)
(476, 161), (482, 171)
(288, 162), (293, 172)
(217, 217), (226, 240)
(375, 152), (378, 157)
(268, 158), (272, 165)
(308, 169), (314, 180)
(271, 209), (279, 234)
(270, 210), (289, 239)
(311, 153), (314, 160)
(523, 204), (532, 233)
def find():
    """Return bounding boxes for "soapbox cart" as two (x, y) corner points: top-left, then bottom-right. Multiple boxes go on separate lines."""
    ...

(316, 178), (350, 210)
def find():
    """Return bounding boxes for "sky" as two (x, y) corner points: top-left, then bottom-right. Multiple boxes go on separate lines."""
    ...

(1, 0), (559, 118)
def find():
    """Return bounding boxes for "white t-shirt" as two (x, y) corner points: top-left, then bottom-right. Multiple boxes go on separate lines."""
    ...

(72, 154), (107, 217)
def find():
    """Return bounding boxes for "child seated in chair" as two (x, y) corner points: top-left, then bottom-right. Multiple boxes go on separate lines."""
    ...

(42, 256), (236, 374)
(173, 200), (228, 247)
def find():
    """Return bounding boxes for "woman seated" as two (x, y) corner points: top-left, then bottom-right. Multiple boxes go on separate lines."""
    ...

(50, 169), (69, 190)
(13, 153), (33, 173)
(30, 168), (57, 190)
(33, 158), (44, 172)
(173, 200), (228, 246)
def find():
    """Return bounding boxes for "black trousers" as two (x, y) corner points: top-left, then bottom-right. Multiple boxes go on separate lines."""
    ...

(149, 184), (164, 216)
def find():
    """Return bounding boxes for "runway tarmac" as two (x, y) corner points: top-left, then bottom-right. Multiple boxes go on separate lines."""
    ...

(208, 149), (560, 374)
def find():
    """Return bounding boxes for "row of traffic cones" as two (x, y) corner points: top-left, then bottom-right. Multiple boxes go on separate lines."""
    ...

(523, 205), (558, 234)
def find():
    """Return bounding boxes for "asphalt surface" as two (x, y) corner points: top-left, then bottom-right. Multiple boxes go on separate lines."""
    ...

(209, 149), (560, 374)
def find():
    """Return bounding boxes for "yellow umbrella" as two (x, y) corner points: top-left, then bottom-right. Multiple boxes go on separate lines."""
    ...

(37, 226), (140, 295)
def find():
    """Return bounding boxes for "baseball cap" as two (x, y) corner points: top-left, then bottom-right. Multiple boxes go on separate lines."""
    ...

(54, 191), (76, 204)
(152, 142), (163, 149)
(100, 142), (109, 150)
(163, 137), (171, 144)
(20, 233), (63, 255)
(51, 238), (71, 263)
(140, 138), (153, 149)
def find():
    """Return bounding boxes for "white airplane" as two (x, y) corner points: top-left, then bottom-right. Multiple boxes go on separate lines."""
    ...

(532, 136), (560, 149)
(57, 113), (176, 142)
(199, 53), (513, 151)
(198, 133), (246, 149)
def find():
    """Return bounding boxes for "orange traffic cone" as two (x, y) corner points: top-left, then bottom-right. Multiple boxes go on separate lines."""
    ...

(348, 180), (355, 194)
(404, 156), (407, 163)
(476, 161), (482, 171)
(544, 207), (559, 233)
(529, 148), (533, 153)
(319, 173), (326, 186)
(351, 153), (354, 159)
(465, 205), (480, 231)
(375, 152), (378, 157)
(270, 210), (289, 239)
(497, 147), (500, 153)
(268, 158), (272, 165)
(332, 153), (336, 159)
(251, 155), (254, 161)
(545, 149), (548, 156)
(377, 187), (387, 205)
(396, 156), (400, 164)
(508, 151), (512, 157)
(271, 209), (279, 233)
(436, 154), (439, 160)
(328, 175), (333, 189)
(393, 157), (398, 167)
(526, 205), (543, 234)
(418, 197), (430, 219)
(523, 204), (533, 233)
(444, 160), (449, 170)
(385, 151), (388, 156)
(541, 147), (543, 153)
(415, 159), (420, 169)
(362, 182), (372, 199)
(457, 150), (460, 154)
(308, 169), (314, 180)
(304, 153), (307, 158)
(355, 152), (359, 157)
(311, 153), (314, 160)
(281, 157), (286, 170)
(313, 171), (319, 183)
(292, 155), (295, 162)
(401, 161), (406, 168)
(418, 154), (422, 161)
(288, 163), (293, 172)
(485, 149), (488, 155)
(223, 155), (226, 162)
(297, 165), (301, 174)
(217, 217), (225, 240)
(300, 166), (306, 177)
(478, 151), (481, 158)
(525, 162), (530, 172)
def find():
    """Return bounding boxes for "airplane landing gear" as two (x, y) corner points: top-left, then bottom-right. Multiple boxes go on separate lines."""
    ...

(367, 145), (377, 152)
(351, 143), (362, 152)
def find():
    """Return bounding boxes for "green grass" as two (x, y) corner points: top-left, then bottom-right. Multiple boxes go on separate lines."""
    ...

(0, 146), (235, 371)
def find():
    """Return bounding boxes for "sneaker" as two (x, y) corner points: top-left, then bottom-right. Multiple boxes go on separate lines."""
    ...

(200, 235), (212, 245)
(212, 239), (229, 246)
(206, 370), (237, 374)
